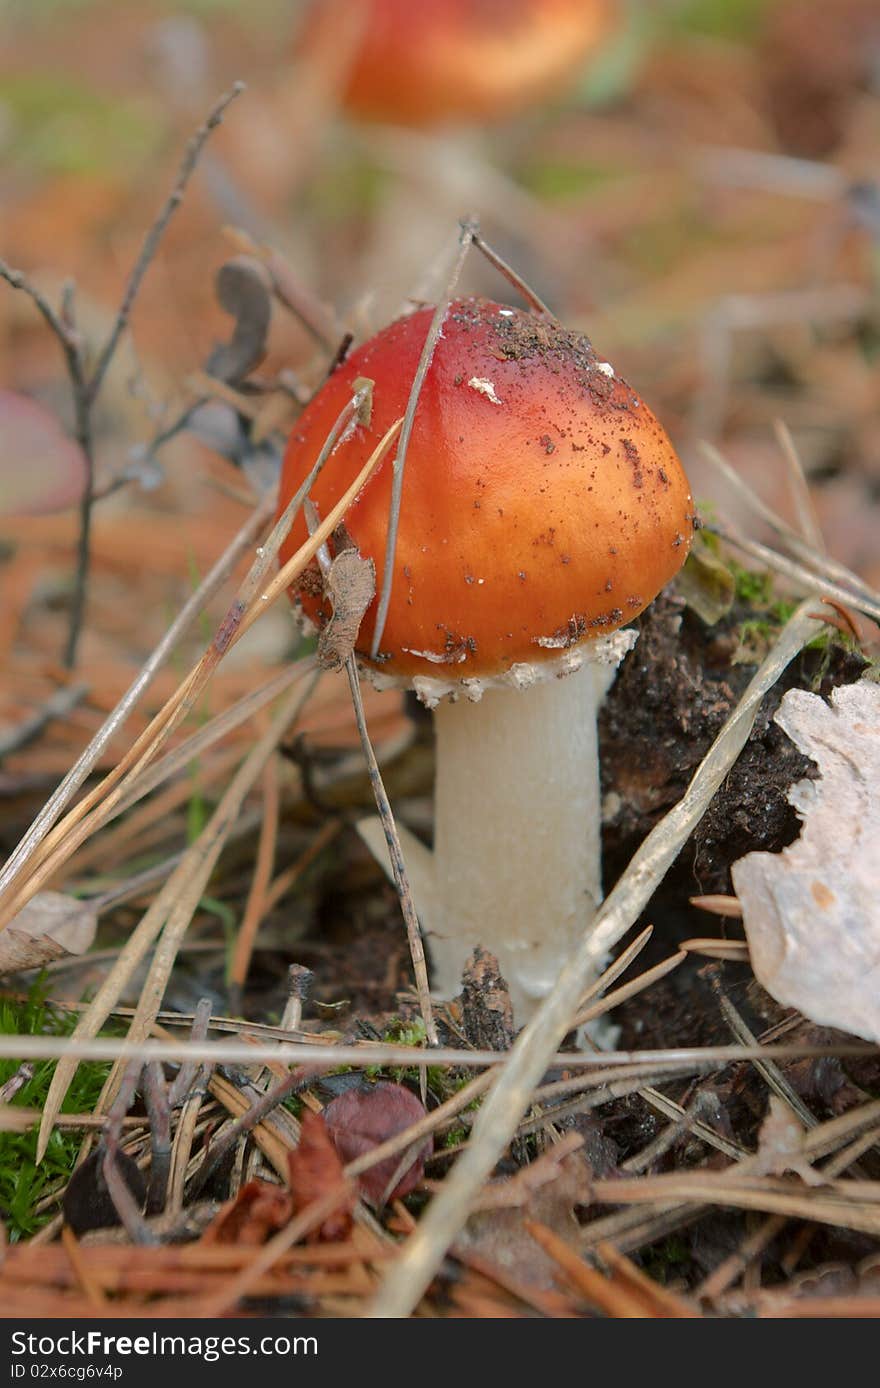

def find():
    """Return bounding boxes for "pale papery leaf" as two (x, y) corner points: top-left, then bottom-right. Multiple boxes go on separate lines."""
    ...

(732, 679), (880, 1043)
(0, 891), (97, 976)
(0, 390), (86, 516)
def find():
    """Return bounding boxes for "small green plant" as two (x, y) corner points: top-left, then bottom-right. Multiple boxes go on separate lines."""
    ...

(0, 983), (112, 1240)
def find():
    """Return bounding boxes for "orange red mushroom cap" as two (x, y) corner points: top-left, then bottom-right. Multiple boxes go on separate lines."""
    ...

(297, 0), (616, 128)
(278, 297), (695, 683)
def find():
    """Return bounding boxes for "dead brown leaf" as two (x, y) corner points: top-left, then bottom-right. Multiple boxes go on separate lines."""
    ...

(287, 1110), (354, 1243)
(0, 891), (96, 975)
(200, 1179), (293, 1247)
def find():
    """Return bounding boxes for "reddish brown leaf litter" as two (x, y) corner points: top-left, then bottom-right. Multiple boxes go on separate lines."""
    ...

(287, 1111), (355, 1244)
(323, 1082), (431, 1205)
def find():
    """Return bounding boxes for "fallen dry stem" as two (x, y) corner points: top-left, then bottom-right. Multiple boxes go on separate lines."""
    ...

(3, 1037), (872, 1069)
(367, 600), (826, 1317)
(588, 1173), (880, 1238)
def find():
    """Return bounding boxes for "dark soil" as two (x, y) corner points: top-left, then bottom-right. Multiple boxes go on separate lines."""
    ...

(600, 592), (867, 971)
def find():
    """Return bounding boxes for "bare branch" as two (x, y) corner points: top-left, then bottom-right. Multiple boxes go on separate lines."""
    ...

(88, 81), (247, 402)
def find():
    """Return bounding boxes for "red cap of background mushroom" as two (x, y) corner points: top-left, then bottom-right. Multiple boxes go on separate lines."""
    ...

(296, 0), (617, 128)
(278, 297), (694, 690)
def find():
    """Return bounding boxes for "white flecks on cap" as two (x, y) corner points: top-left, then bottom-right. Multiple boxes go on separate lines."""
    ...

(468, 377), (503, 405)
(360, 629), (639, 706)
(595, 361), (615, 378)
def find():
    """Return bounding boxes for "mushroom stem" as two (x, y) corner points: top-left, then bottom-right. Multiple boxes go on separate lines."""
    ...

(358, 635), (636, 1025)
(430, 660), (608, 1020)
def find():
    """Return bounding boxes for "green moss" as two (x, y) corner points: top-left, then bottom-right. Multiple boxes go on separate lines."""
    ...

(366, 1018), (455, 1096)
(664, 0), (771, 41)
(731, 562), (775, 609)
(642, 1235), (690, 1284)
(517, 160), (624, 203)
(442, 1125), (468, 1149)
(0, 984), (113, 1240)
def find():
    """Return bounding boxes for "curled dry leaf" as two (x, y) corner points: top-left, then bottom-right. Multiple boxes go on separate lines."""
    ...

(0, 892), (97, 976)
(732, 680), (880, 1043)
(322, 1080), (431, 1205)
(753, 1097), (824, 1186)
(206, 255), (272, 385)
(200, 1179), (293, 1246)
(0, 390), (87, 516)
(287, 1109), (354, 1243)
(316, 549), (376, 671)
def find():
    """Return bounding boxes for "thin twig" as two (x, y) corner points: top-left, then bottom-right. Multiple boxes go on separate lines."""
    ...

(88, 83), (246, 401)
(471, 230), (556, 319)
(699, 441), (878, 602)
(2, 84), (246, 669)
(0, 683), (89, 761)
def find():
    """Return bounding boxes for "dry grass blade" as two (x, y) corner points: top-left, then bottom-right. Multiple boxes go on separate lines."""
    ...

(716, 987), (816, 1129)
(370, 219), (477, 658)
(705, 520), (880, 623)
(104, 683), (315, 1076)
(228, 744), (281, 996)
(3, 1037), (874, 1070)
(572, 951), (685, 1029)
(587, 1173), (880, 1238)
(113, 662), (312, 817)
(36, 676), (315, 1159)
(575, 925), (653, 1009)
(699, 442), (878, 602)
(772, 419), (825, 554)
(680, 937), (749, 960)
(346, 658), (436, 1045)
(367, 600), (825, 1317)
(0, 493), (275, 904)
(0, 417), (400, 936)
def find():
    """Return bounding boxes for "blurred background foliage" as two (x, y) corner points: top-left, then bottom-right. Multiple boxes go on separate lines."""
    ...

(1, 0), (878, 638)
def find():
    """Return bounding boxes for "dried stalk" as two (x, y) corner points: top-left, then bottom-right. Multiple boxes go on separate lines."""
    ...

(367, 600), (826, 1317)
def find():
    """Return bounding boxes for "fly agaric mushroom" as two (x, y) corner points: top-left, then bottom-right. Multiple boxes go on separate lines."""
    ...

(296, 0), (616, 127)
(278, 298), (694, 1021)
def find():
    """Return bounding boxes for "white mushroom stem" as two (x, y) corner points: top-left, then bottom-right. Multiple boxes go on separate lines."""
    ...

(358, 630), (636, 1025)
